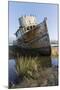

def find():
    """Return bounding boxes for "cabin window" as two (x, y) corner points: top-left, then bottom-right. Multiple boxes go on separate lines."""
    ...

(16, 33), (18, 37)
(33, 25), (35, 28)
(16, 32), (18, 37)
(30, 26), (32, 30)
(27, 26), (29, 30)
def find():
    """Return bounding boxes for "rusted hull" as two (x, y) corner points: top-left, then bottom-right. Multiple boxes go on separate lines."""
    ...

(9, 45), (51, 58)
(16, 20), (51, 56)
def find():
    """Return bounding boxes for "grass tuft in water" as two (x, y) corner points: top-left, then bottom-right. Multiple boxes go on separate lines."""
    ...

(16, 56), (40, 79)
(15, 56), (58, 88)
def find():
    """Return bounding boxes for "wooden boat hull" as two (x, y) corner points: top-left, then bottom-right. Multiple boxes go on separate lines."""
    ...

(14, 18), (51, 56)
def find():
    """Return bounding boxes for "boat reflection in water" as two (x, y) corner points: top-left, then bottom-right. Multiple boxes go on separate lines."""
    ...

(9, 56), (58, 88)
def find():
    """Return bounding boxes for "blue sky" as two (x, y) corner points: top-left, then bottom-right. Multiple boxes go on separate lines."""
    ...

(9, 1), (58, 41)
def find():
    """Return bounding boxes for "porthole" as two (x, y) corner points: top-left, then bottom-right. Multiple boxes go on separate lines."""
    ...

(30, 26), (32, 30)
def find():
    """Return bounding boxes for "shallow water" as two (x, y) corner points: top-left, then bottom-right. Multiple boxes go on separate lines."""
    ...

(51, 57), (58, 66)
(8, 56), (58, 88)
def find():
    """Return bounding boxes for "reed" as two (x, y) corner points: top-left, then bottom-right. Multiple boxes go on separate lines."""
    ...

(16, 56), (39, 79)
(14, 56), (58, 87)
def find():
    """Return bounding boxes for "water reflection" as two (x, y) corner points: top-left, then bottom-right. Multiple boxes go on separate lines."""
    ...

(52, 57), (58, 66)
(9, 56), (58, 88)
(8, 60), (19, 86)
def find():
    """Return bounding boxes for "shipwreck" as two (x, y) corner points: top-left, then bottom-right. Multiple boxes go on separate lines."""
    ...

(14, 16), (51, 56)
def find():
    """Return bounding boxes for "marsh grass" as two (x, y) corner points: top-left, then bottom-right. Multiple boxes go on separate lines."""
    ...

(51, 47), (58, 57)
(15, 56), (58, 88)
(16, 56), (39, 79)
(16, 56), (51, 79)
